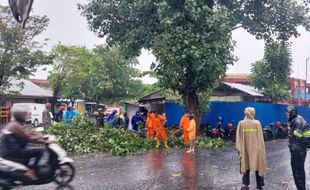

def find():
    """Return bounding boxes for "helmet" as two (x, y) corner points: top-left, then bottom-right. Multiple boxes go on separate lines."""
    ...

(275, 121), (281, 127)
(227, 123), (233, 129)
(60, 106), (65, 111)
(11, 106), (29, 123)
(285, 105), (297, 121)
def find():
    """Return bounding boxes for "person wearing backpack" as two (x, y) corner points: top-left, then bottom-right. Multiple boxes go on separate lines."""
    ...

(286, 105), (310, 190)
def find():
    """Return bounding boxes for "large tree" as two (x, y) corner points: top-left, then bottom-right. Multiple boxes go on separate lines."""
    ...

(251, 42), (292, 103)
(80, 0), (310, 125)
(0, 6), (52, 96)
(49, 45), (93, 102)
(49, 45), (145, 104)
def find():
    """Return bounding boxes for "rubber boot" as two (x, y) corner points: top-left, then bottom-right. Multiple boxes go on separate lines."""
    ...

(156, 141), (160, 149)
(164, 141), (169, 149)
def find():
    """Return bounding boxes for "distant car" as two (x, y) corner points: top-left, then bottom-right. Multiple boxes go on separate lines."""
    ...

(11, 103), (46, 127)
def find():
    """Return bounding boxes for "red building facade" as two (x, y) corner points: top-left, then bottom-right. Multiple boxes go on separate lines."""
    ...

(224, 74), (310, 106)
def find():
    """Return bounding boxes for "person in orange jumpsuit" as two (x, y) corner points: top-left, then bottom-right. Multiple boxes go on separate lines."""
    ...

(154, 113), (169, 149)
(179, 112), (190, 146)
(187, 113), (196, 153)
(146, 111), (156, 141)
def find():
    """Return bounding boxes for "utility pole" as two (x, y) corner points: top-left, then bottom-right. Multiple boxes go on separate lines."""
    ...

(305, 58), (309, 103)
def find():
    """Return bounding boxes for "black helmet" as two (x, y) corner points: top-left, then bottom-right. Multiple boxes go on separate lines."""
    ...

(285, 105), (297, 121)
(11, 106), (28, 123)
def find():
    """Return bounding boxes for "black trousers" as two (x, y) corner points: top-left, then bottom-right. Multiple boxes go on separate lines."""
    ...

(291, 148), (307, 190)
(242, 170), (264, 188)
(8, 147), (45, 170)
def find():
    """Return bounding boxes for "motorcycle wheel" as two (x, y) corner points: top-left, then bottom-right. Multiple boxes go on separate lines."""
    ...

(263, 132), (271, 141)
(54, 163), (75, 186)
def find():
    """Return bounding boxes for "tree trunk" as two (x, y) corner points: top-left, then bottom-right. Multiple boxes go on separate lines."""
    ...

(183, 91), (202, 133)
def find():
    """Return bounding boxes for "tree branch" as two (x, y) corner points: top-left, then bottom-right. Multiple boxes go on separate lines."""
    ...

(231, 24), (243, 31)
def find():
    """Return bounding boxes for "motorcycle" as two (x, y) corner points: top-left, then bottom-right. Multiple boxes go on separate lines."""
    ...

(263, 124), (273, 141)
(211, 125), (225, 139)
(0, 135), (75, 189)
(275, 122), (288, 139)
(225, 123), (236, 142)
(198, 123), (212, 137)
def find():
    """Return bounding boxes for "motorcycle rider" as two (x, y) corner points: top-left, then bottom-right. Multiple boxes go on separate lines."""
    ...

(285, 105), (310, 190)
(0, 106), (53, 179)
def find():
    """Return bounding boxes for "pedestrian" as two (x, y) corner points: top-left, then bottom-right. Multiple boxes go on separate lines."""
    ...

(64, 106), (80, 125)
(54, 104), (65, 123)
(107, 110), (117, 126)
(96, 108), (105, 127)
(154, 112), (168, 149)
(131, 111), (142, 132)
(113, 112), (124, 128)
(146, 111), (155, 140)
(123, 112), (130, 130)
(285, 105), (310, 190)
(42, 103), (52, 128)
(236, 107), (266, 190)
(187, 113), (196, 153)
(179, 112), (190, 146)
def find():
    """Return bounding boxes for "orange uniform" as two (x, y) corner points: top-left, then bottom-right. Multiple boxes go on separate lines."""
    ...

(188, 119), (196, 141)
(146, 113), (155, 140)
(179, 113), (190, 145)
(154, 115), (167, 142)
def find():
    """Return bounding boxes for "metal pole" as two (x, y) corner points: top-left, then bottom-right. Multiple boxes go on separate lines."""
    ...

(306, 58), (309, 103)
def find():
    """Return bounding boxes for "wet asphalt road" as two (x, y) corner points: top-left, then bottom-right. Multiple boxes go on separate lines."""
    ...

(18, 139), (310, 190)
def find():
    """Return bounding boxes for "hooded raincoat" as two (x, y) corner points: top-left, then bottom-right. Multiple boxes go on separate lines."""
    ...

(179, 113), (190, 145)
(188, 119), (196, 141)
(154, 115), (167, 142)
(236, 107), (267, 177)
(146, 113), (156, 140)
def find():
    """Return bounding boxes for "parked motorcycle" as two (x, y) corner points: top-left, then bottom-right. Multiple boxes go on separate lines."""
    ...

(211, 123), (225, 139)
(225, 123), (236, 142)
(274, 122), (288, 139)
(198, 123), (212, 137)
(263, 122), (288, 141)
(0, 135), (75, 189)
(263, 124), (273, 141)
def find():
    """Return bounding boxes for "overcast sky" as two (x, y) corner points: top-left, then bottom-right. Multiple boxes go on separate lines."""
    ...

(1, 0), (310, 83)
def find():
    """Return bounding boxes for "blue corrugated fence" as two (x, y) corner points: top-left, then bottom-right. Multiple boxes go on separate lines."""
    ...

(165, 102), (310, 128)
